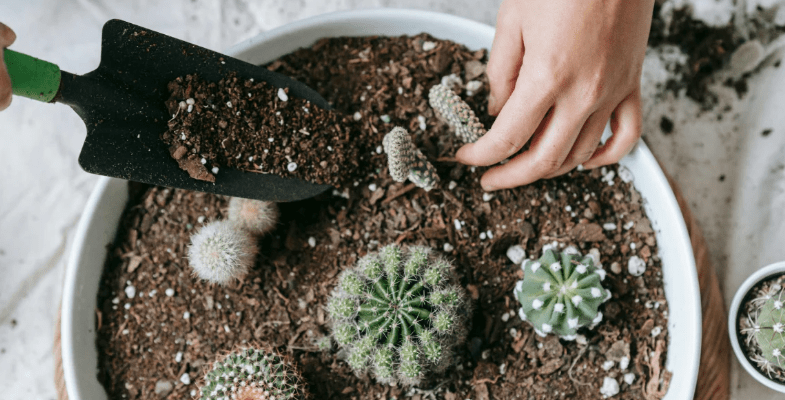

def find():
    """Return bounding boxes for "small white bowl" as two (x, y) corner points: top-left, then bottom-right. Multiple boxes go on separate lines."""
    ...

(62, 9), (701, 400)
(728, 261), (785, 393)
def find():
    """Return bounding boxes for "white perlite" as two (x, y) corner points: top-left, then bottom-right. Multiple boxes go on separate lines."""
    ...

(277, 88), (288, 102)
(618, 166), (633, 183)
(651, 326), (662, 337)
(422, 41), (437, 51)
(620, 356), (630, 370)
(482, 193), (494, 202)
(506, 245), (526, 265)
(623, 373), (635, 385)
(183, 311), (190, 320)
(602, 360), (615, 371)
(353, 111), (362, 121)
(603, 223), (617, 231)
(287, 162), (297, 172)
(175, 352), (183, 363)
(165, 288), (175, 297)
(454, 219), (462, 231)
(308, 237), (317, 248)
(179, 373), (191, 385)
(600, 377), (620, 398)
(124, 285), (136, 299)
(628, 256), (646, 276)
(443, 243), (454, 252)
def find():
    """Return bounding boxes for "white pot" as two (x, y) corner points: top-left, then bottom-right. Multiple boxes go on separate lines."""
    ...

(728, 261), (785, 393)
(61, 9), (701, 400)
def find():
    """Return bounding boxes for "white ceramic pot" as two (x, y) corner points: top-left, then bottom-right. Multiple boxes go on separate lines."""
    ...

(61, 9), (701, 400)
(728, 261), (785, 393)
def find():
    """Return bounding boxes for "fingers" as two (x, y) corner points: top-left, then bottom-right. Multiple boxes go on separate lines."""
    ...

(487, 2), (524, 115)
(0, 23), (15, 47)
(583, 89), (642, 169)
(0, 23), (15, 111)
(543, 107), (613, 178)
(456, 73), (554, 167)
(478, 105), (587, 190)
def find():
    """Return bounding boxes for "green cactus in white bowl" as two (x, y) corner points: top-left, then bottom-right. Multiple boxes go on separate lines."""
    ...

(742, 287), (785, 378)
(327, 244), (469, 386)
(514, 248), (611, 340)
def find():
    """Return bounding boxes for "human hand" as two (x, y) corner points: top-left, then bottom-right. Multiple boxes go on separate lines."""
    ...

(456, 0), (654, 191)
(0, 22), (16, 111)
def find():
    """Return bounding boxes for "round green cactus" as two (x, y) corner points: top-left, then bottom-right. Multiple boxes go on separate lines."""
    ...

(514, 249), (611, 340)
(227, 197), (279, 236)
(327, 244), (469, 385)
(741, 286), (785, 378)
(428, 83), (486, 144)
(382, 127), (440, 191)
(199, 347), (307, 400)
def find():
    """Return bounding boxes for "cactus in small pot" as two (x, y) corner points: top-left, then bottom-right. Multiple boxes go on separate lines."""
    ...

(382, 127), (440, 191)
(514, 249), (611, 340)
(228, 197), (279, 236)
(199, 347), (308, 400)
(328, 244), (469, 385)
(188, 220), (257, 285)
(741, 287), (785, 378)
(428, 83), (486, 144)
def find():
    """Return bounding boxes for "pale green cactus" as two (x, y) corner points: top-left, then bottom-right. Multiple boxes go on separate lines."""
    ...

(428, 83), (486, 144)
(741, 285), (785, 380)
(199, 347), (308, 400)
(188, 220), (257, 285)
(227, 197), (279, 236)
(382, 127), (440, 191)
(514, 249), (611, 340)
(327, 244), (469, 385)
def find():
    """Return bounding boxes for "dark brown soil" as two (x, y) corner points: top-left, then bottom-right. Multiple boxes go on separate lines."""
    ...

(96, 34), (670, 400)
(737, 274), (785, 383)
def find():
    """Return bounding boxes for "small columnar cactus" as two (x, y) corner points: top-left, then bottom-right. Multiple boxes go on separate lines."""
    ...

(228, 197), (279, 236)
(199, 347), (308, 400)
(428, 84), (486, 144)
(514, 249), (611, 340)
(188, 220), (257, 285)
(742, 285), (785, 378)
(382, 127), (440, 191)
(328, 244), (469, 385)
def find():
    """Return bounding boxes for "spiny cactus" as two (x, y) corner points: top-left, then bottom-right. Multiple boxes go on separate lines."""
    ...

(514, 249), (611, 340)
(428, 83), (486, 144)
(328, 244), (469, 385)
(199, 347), (308, 400)
(741, 284), (785, 379)
(188, 220), (257, 285)
(382, 127), (440, 191)
(228, 197), (279, 236)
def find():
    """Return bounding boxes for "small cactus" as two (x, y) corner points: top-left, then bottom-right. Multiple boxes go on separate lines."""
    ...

(199, 347), (308, 400)
(741, 284), (785, 379)
(228, 197), (279, 236)
(428, 84), (486, 144)
(328, 244), (469, 385)
(514, 249), (611, 340)
(382, 127), (440, 191)
(188, 220), (257, 285)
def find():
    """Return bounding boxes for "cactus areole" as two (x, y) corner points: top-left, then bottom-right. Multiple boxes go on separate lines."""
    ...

(328, 244), (468, 385)
(514, 249), (611, 340)
(742, 285), (785, 378)
(199, 348), (307, 400)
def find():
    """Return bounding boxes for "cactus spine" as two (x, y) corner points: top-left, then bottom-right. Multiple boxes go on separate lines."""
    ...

(228, 197), (279, 236)
(328, 244), (469, 385)
(199, 347), (307, 400)
(741, 285), (785, 379)
(514, 249), (611, 340)
(382, 127), (440, 191)
(428, 84), (486, 144)
(188, 220), (257, 285)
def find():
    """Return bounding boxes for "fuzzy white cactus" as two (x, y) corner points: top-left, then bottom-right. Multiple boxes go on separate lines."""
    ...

(227, 197), (279, 236)
(188, 220), (257, 285)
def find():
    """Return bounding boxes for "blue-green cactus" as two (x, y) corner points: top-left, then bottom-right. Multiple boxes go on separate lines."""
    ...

(428, 83), (486, 144)
(514, 249), (611, 340)
(742, 285), (785, 379)
(199, 347), (307, 400)
(327, 244), (469, 385)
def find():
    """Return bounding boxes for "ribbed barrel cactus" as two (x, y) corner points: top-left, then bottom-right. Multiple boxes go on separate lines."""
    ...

(382, 127), (440, 191)
(199, 347), (307, 400)
(328, 244), (469, 385)
(428, 83), (486, 144)
(228, 197), (279, 236)
(514, 249), (611, 340)
(188, 220), (257, 285)
(741, 286), (785, 379)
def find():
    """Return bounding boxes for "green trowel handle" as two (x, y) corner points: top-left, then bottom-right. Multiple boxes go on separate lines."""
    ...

(3, 49), (61, 103)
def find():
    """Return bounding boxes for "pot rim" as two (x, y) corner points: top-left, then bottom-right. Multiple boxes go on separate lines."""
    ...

(62, 8), (701, 400)
(728, 260), (785, 392)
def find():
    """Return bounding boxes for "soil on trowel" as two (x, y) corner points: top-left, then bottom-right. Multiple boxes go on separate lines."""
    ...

(97, 34), (671, 400)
